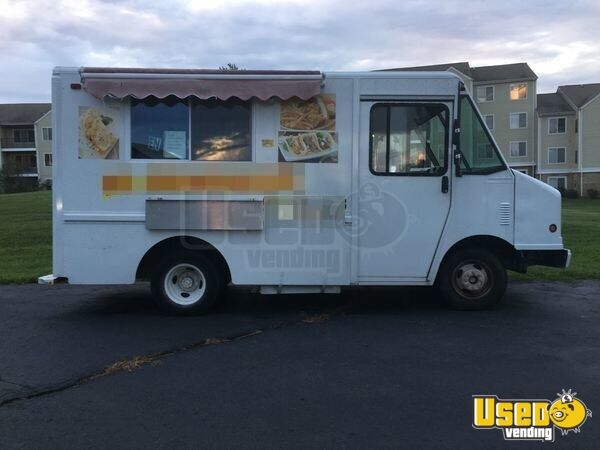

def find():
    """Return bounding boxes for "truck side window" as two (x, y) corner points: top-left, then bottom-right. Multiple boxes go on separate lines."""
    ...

(131, 97), (253, 161)
(191, 99), (252, 161)
(369, 103), (448, 176)
(131, 97), (189, 160)
(458, 96), (506, 174)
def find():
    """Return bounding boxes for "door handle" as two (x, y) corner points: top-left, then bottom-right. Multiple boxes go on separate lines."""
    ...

(441, 175), (449, 193)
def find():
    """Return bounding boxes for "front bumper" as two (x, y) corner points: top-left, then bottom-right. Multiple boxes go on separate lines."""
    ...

(521, 249), (571, 269)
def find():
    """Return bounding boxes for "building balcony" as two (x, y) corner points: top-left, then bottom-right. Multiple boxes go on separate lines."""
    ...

(14, 167), (39, 177)
(1, 138), (36, 149)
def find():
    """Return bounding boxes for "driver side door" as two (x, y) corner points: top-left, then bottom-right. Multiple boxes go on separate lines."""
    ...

(357, 101), (453, 282)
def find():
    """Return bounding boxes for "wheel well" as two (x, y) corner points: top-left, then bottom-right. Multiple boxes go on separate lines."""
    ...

(438, 235), (522, 276)
(136, 236), (232, 283)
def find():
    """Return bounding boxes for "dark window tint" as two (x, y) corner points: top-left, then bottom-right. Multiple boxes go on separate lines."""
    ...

(191, 99), (251, 161)
(131, 97), (189, 159)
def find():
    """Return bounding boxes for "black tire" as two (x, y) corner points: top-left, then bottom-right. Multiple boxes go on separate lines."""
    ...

(151, 251), (222, 315)
(437, 248), (507, 310)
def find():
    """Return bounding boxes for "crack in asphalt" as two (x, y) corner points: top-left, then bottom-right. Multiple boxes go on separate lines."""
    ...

(0, 308), (343, 409)
(0, 376), (33, 390)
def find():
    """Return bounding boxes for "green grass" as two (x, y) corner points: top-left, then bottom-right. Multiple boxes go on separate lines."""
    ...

(0, 192), (598, 284)
(0, 190), (52, 283)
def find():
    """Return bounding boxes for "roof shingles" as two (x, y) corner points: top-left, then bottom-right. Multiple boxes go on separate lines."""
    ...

(537, 93), (575, 116)
(557, 84), (600, 108)
(0, 103), (51, 125)
(382, 62), (537, 83)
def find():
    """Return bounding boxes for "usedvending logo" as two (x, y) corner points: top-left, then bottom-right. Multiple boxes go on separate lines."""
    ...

(473, 389), (592, 442)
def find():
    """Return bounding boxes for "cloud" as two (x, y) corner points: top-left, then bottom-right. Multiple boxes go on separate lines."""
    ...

(0, 0), (598, 101)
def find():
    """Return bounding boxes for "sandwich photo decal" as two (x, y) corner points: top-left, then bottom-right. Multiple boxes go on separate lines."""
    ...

(278, 94), (338, 163)
(79, 106), (119, 159)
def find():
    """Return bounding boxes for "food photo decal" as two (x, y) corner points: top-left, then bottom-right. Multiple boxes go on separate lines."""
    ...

(278, 95), (338, 163)
(79, 107), (119, 159)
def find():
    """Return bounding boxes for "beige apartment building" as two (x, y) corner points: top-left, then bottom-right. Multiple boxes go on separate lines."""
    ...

(34, 109), (53, 184)
(0, 103), (51, 189)
(471, 65), (537, 176)
(537, 84), (600, 195)
(388, 62), (538, 175)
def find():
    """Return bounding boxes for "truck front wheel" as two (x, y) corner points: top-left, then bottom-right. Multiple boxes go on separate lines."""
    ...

(151, 252), (221, 315)
(437, 249), (507, 310)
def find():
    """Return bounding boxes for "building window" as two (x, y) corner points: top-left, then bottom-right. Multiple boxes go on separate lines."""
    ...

(476, 86), (494, 102)
(575, 150), (578, 164)
(13, 128), (35, 143)
(548, 117), (566, 134)
(547, 176), (567, 190)
(369, 103), (448, 176)
(548, 147), (566, 164)
(42, 127), (53, 141)
(483, 114), (494, 130)
(510, 83), (527, 100)
(509, 112), (527, 129)
(44, 153), (53, 166)
(477, 143), (495, 159)
(510, 141), (527, 157)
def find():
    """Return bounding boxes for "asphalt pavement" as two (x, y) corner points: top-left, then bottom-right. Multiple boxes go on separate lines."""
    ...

(0, 281), (599, 449)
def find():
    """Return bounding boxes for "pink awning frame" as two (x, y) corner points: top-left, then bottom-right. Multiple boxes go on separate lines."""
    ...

(80, 68), (324, 101)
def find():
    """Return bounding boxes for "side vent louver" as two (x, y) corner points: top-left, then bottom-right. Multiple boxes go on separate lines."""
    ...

(499, 202), (512, 226)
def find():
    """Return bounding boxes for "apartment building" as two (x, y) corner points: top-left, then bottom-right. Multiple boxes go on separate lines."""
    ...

(385, 62), (538, 175)
(0, 103), (51, 188)
(536, 92), (578, 191)
(537, 84), (600, 195)
(34, 109), (53, 185)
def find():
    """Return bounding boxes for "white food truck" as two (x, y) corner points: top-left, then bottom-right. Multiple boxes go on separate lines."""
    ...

(48, 67), (570, 314)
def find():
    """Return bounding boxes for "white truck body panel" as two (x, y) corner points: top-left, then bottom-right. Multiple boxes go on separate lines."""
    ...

(51, 68), (565, 288)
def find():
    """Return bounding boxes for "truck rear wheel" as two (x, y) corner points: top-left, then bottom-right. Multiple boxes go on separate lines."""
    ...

(151, 252), (221, 315)
(437, 249), (507, 310)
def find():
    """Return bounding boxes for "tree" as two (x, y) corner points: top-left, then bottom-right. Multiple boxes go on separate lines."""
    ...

(219, 63), (241, 71)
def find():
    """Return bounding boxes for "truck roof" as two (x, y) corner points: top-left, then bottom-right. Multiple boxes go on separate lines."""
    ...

(53, 66), (461, 81)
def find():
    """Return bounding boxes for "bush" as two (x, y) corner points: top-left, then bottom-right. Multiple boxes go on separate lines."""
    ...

(564, 188), (579, 199)
(40, 179), (52, 191)
(0, 168), (39, 194)
(587, 188), (599, 199)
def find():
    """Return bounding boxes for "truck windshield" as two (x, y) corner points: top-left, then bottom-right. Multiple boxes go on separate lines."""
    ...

(458, 95), (506, 174)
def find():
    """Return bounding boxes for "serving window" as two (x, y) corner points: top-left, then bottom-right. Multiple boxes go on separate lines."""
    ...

(131, 97), (252, 161)
(192, 99), (251, 161)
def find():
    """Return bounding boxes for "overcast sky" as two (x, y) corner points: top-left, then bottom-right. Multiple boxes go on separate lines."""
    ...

(1, 0), (599, 103)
